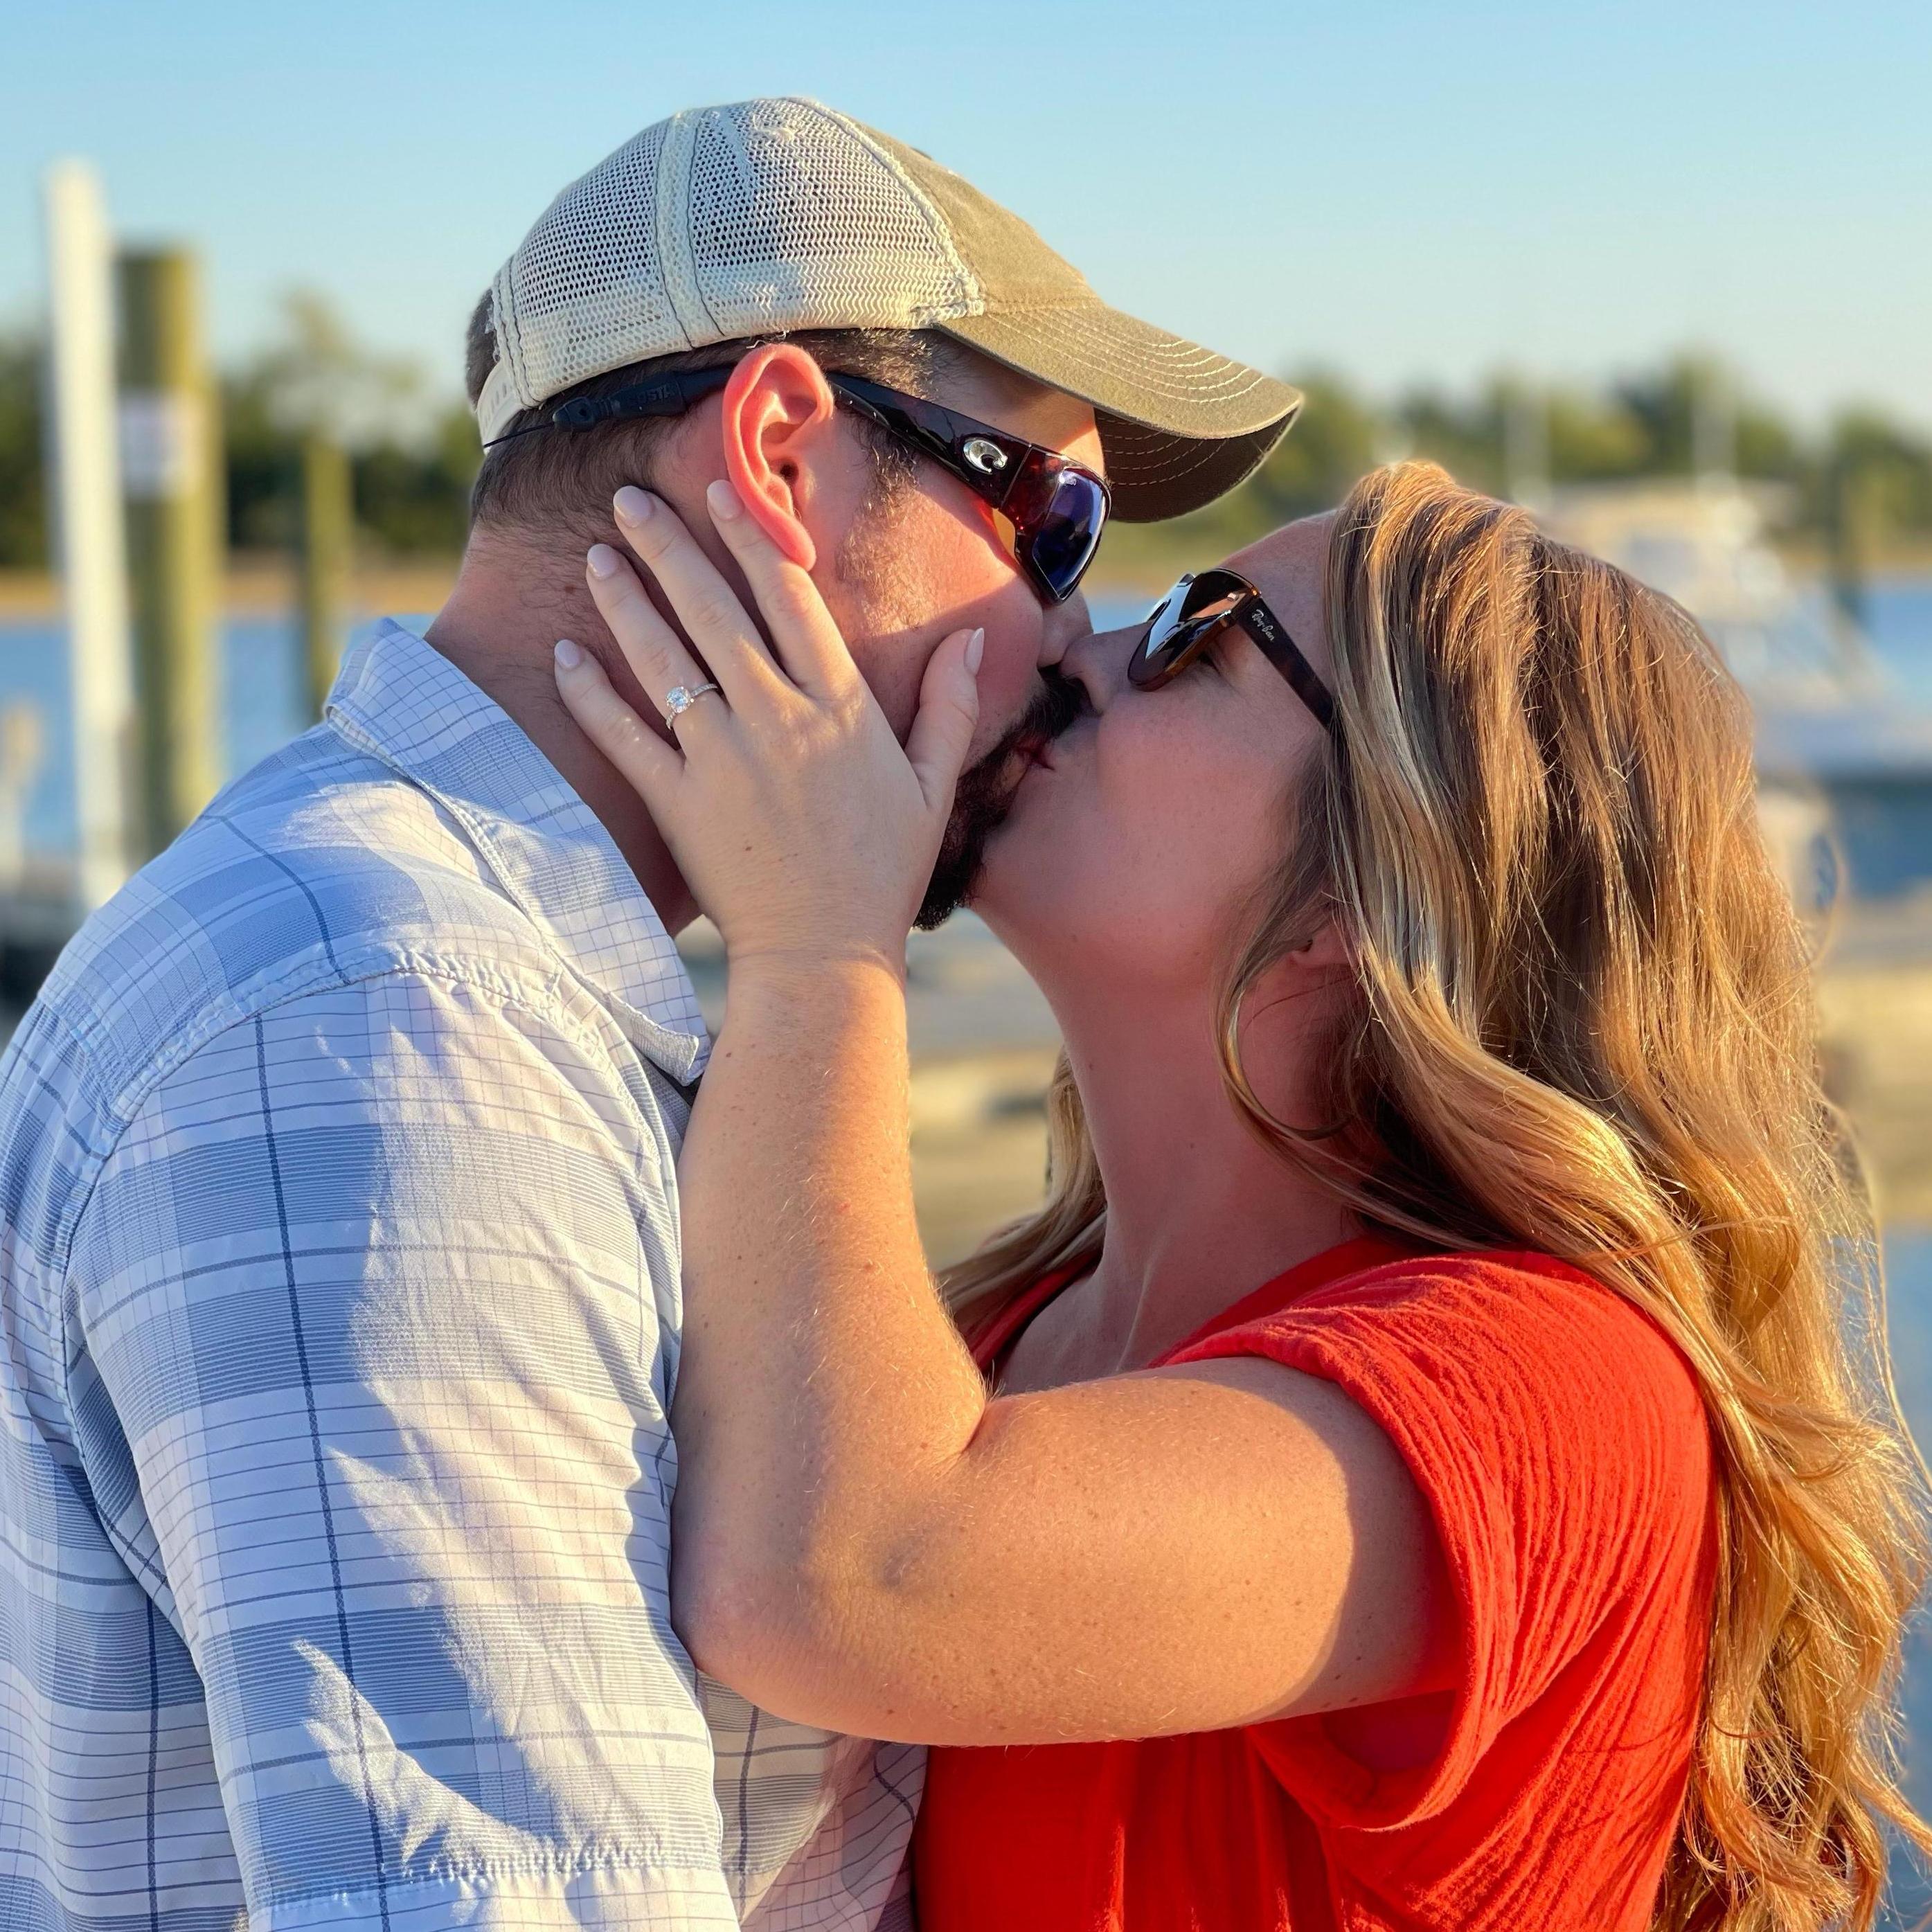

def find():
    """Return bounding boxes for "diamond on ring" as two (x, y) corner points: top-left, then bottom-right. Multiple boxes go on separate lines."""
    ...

(663, 681), (721, 723)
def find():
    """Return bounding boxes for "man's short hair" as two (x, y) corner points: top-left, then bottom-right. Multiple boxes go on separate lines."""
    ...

(463, 296), (976, 537)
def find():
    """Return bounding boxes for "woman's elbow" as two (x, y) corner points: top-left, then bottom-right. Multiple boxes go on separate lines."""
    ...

(674, 1539), (796, 1685)
(672, 1527), (940, 1729)
(673, 1532), (874, 1718)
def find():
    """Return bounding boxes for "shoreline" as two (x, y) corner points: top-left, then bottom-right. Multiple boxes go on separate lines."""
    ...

(4, 548), (1932, 623)
(0, 558), (460, 622)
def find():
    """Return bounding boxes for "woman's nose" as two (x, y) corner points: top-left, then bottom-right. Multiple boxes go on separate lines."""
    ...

(1059, 625), (1140, 715)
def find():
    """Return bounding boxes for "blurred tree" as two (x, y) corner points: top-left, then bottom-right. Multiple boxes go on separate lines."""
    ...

(1545, 390), (1651, 482)
(240, 289), (422, 445)
(1823, 410), (1932, 533)
(352, 403), (478, 556)
(222, 358), (299, 552)
(220, 291), (479, 558)
(0, 332), (48, 569)
(1611, 354), (1799, 482)
(2, 323), (1924, 581)
(1395, 384), (1505, 494)
(1244, 369), (1384, 525)
(1735, 405), (1801, 483)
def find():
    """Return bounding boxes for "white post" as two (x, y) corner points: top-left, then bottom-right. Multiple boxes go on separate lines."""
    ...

(42, 160), (135, 909)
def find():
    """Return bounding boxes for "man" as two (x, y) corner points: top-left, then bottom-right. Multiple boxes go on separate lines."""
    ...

(0, 98), (1296, 1929)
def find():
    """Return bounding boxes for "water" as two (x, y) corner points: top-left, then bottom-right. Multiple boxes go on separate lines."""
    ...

(1881, 1232), (1932, 1921)
(0, 614), (315, 860)
(1861, 581), (1932, 710)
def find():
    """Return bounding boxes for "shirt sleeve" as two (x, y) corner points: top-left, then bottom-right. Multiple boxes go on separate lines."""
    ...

(1168, 1251), (1714, 1830)
(65, 971), (735, 1928)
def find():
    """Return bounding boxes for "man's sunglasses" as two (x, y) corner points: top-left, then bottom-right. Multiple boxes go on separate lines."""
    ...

(1128, 569), (1337, 732)
(486, 366), (1111, 607)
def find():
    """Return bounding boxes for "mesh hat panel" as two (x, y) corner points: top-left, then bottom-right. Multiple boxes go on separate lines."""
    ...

(679, 100), (976, 341)
(874, 131), (1099, 313)
(494, 118), (681, 414)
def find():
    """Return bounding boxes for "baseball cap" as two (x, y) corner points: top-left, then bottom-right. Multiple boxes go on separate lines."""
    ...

(473, 97), (1300, 522)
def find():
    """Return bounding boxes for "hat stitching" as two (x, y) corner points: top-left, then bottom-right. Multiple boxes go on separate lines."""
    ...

(1017, 317), (1272, 397)
(1104, 437), (1234, 486)
(658, 110), (718, 350)
(958, 307), (1280, 410)
(812, 101), (983, 320)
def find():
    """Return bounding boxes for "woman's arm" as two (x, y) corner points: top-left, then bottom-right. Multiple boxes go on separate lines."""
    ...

(676, 954), (1448, 1746)
(555, 484), (1451, 1747)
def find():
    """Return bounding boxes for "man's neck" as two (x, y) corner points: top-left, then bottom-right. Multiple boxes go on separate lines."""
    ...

(423, 530), (697, 931)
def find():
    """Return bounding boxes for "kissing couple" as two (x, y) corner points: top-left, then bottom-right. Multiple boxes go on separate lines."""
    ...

(1, 96), (1922, 1932)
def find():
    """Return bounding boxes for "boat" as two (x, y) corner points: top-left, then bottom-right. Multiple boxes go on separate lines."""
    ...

(1544, 479), (1932, 1204)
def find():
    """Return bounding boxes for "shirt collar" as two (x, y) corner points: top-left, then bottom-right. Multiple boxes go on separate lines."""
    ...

(325, 618), (710, 1084)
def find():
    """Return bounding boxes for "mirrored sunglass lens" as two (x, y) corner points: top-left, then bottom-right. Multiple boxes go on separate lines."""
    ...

(1131, 616), (1197, 685)
(1179, 575), (1243, 625)
(1029, 473), (1106, 597)
(1145, 577), (1193, 636)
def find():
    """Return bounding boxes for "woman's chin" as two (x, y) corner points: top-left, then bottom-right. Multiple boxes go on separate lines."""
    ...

(970, 805), (1053, 938)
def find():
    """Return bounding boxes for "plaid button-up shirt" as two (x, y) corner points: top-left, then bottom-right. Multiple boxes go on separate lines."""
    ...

(0, 620), (920, 1930)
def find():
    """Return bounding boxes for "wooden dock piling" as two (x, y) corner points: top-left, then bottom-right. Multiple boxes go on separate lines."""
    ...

(117, 247), (222, 855)
(41, 161), (136, 909)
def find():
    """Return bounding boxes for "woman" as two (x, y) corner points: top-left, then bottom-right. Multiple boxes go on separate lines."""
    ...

(553, 460), (1929, 1929)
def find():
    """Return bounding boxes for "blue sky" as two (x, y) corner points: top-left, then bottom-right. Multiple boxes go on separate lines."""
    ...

(6, 0), (1929, 427)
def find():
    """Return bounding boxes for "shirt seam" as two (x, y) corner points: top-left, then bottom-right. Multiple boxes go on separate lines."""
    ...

(262, 1843), (733, 1913)
(63, 947), (669, 1260)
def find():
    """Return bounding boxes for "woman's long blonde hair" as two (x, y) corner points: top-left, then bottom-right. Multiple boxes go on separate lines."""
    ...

(946, 461), (1930, 1931)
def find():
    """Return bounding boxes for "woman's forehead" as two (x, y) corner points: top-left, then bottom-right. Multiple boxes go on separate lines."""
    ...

(1225, 513), (1334, 648)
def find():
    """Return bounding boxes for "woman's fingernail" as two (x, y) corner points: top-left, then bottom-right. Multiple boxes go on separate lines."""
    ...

(965, 627), (986, 675)
(707, 478), (743, 521)
(586, 543), (621, 580)
(614, 485), (654, 524)
(554, 637), (584, 670)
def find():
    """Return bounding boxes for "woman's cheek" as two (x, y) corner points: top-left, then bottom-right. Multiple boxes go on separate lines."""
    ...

(1112, 731), (1266, 916)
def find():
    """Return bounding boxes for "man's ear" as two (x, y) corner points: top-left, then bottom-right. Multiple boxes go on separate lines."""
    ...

(717, 343), (840, 571)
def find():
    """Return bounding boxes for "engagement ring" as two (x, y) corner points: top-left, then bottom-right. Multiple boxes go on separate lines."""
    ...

(663, 682), (722, 724)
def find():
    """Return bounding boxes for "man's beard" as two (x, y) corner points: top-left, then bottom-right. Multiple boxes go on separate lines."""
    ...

(917, 670), (1083, 930)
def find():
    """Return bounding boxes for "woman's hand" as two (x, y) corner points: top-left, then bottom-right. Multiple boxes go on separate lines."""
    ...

(552, 478), (985, 974)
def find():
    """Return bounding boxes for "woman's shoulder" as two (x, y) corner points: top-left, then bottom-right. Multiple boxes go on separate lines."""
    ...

(1341, 1245), (1702, 1390)
(1175, 1242), (1712, 1502)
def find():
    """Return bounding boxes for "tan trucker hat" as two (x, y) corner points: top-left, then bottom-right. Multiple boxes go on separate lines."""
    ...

(474, 97), (1300, 522)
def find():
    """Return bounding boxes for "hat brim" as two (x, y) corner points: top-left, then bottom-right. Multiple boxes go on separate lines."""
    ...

(936, 302), (1300, 523)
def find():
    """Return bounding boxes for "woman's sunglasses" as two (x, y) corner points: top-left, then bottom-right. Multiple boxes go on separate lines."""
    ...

(1128, 569), (1337, 732)
(487, 365), (1111, 607)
